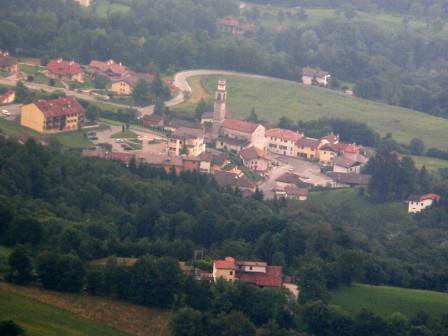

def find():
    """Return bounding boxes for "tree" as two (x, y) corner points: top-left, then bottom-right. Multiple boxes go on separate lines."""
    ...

(154, 99), (167, 116)
(410, 138), (425, 156)
(93, 74), (111, 90)
(218, 311), (256, 336)
(0, 320), (24, 336)
(151, 73), (171, 100)
(132, 79), (152, 106)
(6, 246), (33, 285)
(169, 307), (205, 336)
(195, 99), (209, 121)
(15, 82), (33, 104)
(298, 263), (328, 303)
(86, 104), (100, 121)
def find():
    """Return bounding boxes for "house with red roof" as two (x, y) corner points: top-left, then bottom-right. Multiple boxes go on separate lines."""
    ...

(217, 118), (266, 151)
(266, 128), (303, 157)
(47, 59), (84, 83)
(20, 97), (85, 133)
(295, 137), (321, 160)
(407, 193), (441, 214)
(88, 59), (129, 78)
(240, 146), (272, 173)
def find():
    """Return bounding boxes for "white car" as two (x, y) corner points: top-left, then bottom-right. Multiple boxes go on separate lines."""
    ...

(288, 167), (295, 172)
(2, 109), (10, 116)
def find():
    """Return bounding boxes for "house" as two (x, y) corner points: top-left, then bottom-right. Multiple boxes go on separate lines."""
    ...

(218, 118), (265, 151)
(214, 171), (256, 193)
(198, 150), (229, 174)
(332, 156), (362, 174)
(0, 90), (15, 104)
(337, 143), (368, 164)
(301, 67), (331, 87)
(318, 143), (339, 166)
(200, 111), (214, 124)
(295, 137), (320, 160)
(266, 128), (303, 157)
(329, 172), (371, 187)
(47, 59), (84, 83)
(275, 185), (309, 201)
(320, 133), (339, 145)
(142, 114), (164, 129)
(168, 127), (206, 157)
(21, 97), (85, 133)
(216, 17), (256, 36)
(0, 51), (18, 74)
(88, 59), (128, 78)
(110, 76), (139, 95)
(407, 193), (441, 214)
(275, 172), (311, 190)
(240, 146), (271, 173)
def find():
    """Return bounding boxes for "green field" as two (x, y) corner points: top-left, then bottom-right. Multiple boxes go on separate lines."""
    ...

(91, 0), (131, 18)
(0, 118), (94, 149)
(111, 130), (138, 138)
(411, 155), (448, 172)
(176, 75), (448, 150)
(0, 286), (131, 336)
(331, 283), (448, 319)
(0, 246), (12, 274)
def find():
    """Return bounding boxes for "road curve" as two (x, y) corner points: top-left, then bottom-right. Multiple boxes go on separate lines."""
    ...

(166, 69), (297, 108)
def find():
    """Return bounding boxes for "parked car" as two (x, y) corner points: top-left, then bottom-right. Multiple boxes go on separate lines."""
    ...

(2, 109), (10, 116)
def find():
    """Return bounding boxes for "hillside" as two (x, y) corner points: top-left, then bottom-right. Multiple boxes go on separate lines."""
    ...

(331, 283), (448, 319)
(0, 282), (170, 336)
(175, 75), (448, 150)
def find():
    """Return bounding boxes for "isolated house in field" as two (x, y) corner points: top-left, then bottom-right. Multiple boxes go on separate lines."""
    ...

(0, 90), (15, 104)
(266, 128), (303, 157)
(21, 97), (85, 133)
(301, 67), (331, 87)
(216, 16), (256, 36)
(168, 126), (206, 157)
(47, 59), (84, 83)
(0, 51), (18, 74)
(407, 193), (441, 214)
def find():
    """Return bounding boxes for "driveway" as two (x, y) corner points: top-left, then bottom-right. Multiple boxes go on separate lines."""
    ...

(259, 155), (332, 199)
(0, 104), (22, 121)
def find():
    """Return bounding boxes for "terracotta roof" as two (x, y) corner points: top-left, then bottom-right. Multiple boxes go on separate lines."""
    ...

(89, 59), (128, 76)
(0, 54), (18, 68)
(329, 172), (371, 186)
(142, 114), (164, 126)
(296, 137), (320, 149)
(214, 257), (236, 270)
(319, 143), (340, 152)
(320, 133), (339, 144)
(335, 143), (360, 154)
(266, 128), (303, 142)
(199, 150), (228, 165)
(48, 59), (82, 76)
(237, 266), (283, 287)
(420, 193), (441, 202)
(276, 172), (301, 184)
(240, 146), (265, 161)
(223, 118), (260, 134)
(170, 127), (204, 140)
(302, 66), (330, 78)
(214, 171), (255, 190)
(333, 156), (361, 169)
(34, 97), (85, 118)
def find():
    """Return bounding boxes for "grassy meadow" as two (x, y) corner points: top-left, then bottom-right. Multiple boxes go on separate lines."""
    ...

(331, 283), (448, 319)
(90, 0), (131, 18)
(175, 75), (448, 151)
(0, 282), (170, 336)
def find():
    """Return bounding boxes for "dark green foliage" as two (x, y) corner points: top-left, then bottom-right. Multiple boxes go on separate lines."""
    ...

(0, 320), (24, 336)
(6, 246), (33, 285)
(132, 79), (152, 106)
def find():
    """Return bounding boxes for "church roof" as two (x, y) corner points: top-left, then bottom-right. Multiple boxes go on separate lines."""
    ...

(223, 118), (260, 134)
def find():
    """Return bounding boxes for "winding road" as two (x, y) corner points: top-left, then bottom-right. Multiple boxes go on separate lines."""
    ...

(0, 69), (295, 116)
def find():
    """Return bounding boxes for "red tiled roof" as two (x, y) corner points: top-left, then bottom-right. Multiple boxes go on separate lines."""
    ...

(48, 59), (82, 76)
(34, 97), (85, 118)
(320, 133), (339, 144)
(240, 146), (265, 161)
(238, 266), (283, 287)
(335, 143), (360, 154)
(266, 128), (303, 142)
(420, 193), (441, 202)
(223, 119), (260, 134)
(296, 137), (320, 149)
(319, 143), (339, 152)
(89, 59), (128, 76)
(214, 257), (236, 270)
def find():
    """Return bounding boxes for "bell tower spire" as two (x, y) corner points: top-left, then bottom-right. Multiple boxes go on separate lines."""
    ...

(212, 80), (227, 138)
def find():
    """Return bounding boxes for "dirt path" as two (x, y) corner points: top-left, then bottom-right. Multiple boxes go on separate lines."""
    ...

(0, 282), (170, 336)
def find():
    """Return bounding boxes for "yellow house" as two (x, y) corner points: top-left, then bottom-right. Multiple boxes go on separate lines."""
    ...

(20, 97), (85, 133)
(295, 137), (320, 160)
(110, 76), (138, 95)
(168, 127), (206, 157)
(212, 257), (237, 281)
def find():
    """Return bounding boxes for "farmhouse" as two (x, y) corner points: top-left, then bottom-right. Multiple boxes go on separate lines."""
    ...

(47, 59), (84, 83)
(88, 59), (128, 78)
(168, 127), (206, 157)
(301, 67), (331, 87)
(266, 128), (303, 157)
(332, 156), (362, 174)
(0, 90), (15, 104)
(407, 193), (441, 214)
(275, 185), (309, 201)
(110, 76), (139, 95)
(295, 137), (320, 160)
(240, 146), (271, 173)
(318, 143), (339, 165)
(21, 97), (85, 133)
(218, 119), (265, 151)
(0, 51), (18, 74)
(216, 16), (256, 36)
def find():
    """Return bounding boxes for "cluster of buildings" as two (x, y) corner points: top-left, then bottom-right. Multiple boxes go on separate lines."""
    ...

(0, 51), (18, 75)
(216, 16), (256, 36)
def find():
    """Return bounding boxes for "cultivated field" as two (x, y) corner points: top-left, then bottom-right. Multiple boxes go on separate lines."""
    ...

(176, 75), (448, 150)
(0, 282), (170, 336)
(331, 283), (448, 319)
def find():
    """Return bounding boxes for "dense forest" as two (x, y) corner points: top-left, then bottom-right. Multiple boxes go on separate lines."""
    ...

(1, 0), (448, 118)
(1, 137), (448, 334)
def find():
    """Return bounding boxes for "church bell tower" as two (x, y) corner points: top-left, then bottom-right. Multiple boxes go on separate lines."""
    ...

(212, 80), (227, 138)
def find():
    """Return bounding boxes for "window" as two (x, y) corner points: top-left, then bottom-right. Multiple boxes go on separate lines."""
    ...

(229, 271), (233, 275)
(249, 266), (253, 270)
